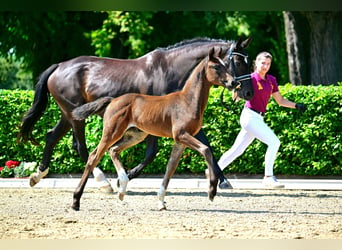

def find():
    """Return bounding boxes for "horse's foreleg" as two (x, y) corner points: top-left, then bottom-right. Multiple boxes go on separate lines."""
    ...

(177, 133), (218, 201)
(158, 143), (185, 210)
(127, 135), (159, 180)
(30, 118), (71, 187)
(195, 129), (232, 189)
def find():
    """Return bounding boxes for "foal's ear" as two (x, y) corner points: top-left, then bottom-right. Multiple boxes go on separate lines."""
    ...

(209, 47), (216, 60)
(218, 48), (224, 58)
(208, 47), (222, 60)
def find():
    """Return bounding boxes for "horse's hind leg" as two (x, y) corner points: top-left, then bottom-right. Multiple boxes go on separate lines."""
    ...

(158, 143), (185, 210)
(30, 117), (71, 187)
(108, 148), (129, 201)
(127, 135), (159, 180)
(72, 145), (108, 210)
(71, 119), (113, 193)
(72, 119), (127, 210)
(108, 128), (148, 200)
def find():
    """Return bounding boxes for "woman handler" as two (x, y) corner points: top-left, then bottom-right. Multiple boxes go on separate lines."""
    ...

(218, 51), (306, 188)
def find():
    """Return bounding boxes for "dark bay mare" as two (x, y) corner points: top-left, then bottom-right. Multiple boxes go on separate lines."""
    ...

(18, 37), (253, 192)
(71, 48), (247, 210)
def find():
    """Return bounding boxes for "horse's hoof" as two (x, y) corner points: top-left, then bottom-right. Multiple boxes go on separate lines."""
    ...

(29, 168), (49, 187)
(118, 192), (125, 201)
(71, 205), (80, 211)
(29, 173), (39, 187)
(99, 184), (114, 194)
(219, 179), (233, 189)
(208, 193), (215, 202)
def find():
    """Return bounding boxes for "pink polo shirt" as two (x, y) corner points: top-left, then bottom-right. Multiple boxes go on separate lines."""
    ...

(245, 72), (279, 113)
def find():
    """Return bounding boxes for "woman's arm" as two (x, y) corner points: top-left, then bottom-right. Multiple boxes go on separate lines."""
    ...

(272, 91), (296, 108)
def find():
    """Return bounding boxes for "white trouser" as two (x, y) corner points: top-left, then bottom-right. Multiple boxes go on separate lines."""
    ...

(218, 107), (280, 176)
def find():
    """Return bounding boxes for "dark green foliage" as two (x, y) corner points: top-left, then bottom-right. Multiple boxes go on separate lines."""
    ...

(0, 85), (341, 176)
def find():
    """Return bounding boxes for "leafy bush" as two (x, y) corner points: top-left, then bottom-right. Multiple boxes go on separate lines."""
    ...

(0, 85), (341, 176)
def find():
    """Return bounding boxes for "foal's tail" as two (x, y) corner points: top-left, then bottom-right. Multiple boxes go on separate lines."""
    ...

(72, 97), (113, 120)
(17, 63), (59, 145)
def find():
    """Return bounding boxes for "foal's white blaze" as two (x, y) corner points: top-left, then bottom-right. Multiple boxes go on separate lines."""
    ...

(217, 57), (226, 67)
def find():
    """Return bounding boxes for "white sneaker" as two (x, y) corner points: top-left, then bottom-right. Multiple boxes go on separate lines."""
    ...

(262, 176), (285, 188)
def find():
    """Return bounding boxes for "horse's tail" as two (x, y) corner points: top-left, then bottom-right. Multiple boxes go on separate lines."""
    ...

(17, 64), (59, 145)
(72, 97), (113, 120)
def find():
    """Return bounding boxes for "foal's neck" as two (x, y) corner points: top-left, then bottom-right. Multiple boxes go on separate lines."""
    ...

(181, 61), (212, 112)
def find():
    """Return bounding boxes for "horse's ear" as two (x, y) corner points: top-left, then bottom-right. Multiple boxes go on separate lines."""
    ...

(240, 37), (252, 49)
(236, 37), (244, 47)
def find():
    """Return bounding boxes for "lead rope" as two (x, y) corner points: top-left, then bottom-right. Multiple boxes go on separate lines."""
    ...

(220, 87), (237, 111)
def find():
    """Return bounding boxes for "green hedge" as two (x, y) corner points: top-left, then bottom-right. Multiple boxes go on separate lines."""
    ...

(0, 84), (341, 176)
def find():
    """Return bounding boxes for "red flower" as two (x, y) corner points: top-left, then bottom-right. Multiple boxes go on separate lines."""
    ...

(5, 160), (20, 168)
(0, 167), (4, 172)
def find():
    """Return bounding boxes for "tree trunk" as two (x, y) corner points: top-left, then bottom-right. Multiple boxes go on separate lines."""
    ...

(283, 11), (342, 85)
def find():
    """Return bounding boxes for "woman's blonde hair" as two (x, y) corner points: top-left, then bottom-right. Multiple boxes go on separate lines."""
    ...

(256, 51), (273, 61)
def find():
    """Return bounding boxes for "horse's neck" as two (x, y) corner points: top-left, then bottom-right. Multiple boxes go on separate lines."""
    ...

(154, 42), (229, 92)
(165, 42), (229, 62)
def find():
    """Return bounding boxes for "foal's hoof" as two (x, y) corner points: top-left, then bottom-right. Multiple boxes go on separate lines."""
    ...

(96, 178), (114, 193)
(208, 194), (215, 202)
(99, 184), (114, 194)
(208, 188), (216, 201)
(71, 205), (80, 211)
(118, 192), (125, 201)
(71, 202), (80, 211)
(219, 178), (233, 189)
(158, 201), (167, 211)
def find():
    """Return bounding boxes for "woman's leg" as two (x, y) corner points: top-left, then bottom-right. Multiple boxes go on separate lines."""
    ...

(218, 128), (254, 170)
(244, 116), (280, 176)
(241, 109), (283, 187)
(218, 108), (255, 170)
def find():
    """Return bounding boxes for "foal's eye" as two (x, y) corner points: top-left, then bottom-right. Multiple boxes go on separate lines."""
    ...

(213, 65), (221, 71)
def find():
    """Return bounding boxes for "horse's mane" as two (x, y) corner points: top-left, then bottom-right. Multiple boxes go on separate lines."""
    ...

(162, 37), (233, 51)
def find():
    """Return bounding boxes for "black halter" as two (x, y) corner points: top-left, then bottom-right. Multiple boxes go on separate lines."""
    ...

(226, 44), (251, 89)
(220, 44), (251, 110)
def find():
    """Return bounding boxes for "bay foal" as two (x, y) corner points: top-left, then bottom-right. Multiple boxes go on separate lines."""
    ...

(72, 48), (237, 210)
